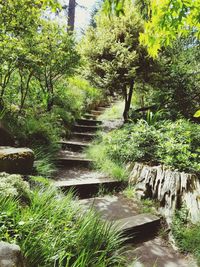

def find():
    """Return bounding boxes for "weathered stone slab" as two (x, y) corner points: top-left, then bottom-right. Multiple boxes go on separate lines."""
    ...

(0, 242), (26, 267)
(0, 147), (34, 174)
(129, 163), (200, 223)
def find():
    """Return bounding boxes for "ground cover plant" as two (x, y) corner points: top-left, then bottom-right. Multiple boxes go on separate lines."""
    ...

(172, 208), (200, 265)
(88, 119), (200, 176)
(0, 177), (125, 267)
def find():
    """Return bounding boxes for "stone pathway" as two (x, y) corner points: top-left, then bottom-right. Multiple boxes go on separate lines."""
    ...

(53, 100), (197, 267)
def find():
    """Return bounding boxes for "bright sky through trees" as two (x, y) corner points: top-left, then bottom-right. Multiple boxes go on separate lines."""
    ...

(57, 0), (97, 34)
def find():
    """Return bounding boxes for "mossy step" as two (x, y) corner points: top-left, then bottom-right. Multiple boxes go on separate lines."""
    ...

(71, 132), (96, 141)
(54, 178), (125, 199)
(95, 107), (106, 111)
(83, 114), (97, 120)
(77, 119), (102, 126)
(58, 140), (89, 152)
(90, 110), (103, 116)
(56, 157), (93, 168)
(73, 125), (101, 133)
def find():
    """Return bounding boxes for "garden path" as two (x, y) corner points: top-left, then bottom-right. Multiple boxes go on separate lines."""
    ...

(53, 100), (197, 267)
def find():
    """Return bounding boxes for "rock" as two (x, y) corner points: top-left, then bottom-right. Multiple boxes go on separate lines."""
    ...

(129, 163), (200, 223)
(0, 242), (25, 267)
(0, 147), (34, 174)
(0, 123), (15, 146)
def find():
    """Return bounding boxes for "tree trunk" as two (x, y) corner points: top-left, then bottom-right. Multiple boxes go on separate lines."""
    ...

(123, 80), (134, 122)
(68, 0), (76, 31)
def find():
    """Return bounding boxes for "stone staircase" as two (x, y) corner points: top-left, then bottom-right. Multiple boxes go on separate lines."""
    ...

(52, 101), (197, 266)
(53, 100), (161, 248)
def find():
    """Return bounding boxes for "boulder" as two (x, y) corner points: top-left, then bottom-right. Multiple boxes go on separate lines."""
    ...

(0, 123), (15, 146)
(0, 147), (34, 174)
(129, 163), (200, 223)
(0, 242), (25, 267)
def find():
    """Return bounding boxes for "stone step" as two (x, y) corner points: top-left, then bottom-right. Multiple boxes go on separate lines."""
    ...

(79, 195), (160, 243)
(56, 157), (93, 168)
(90, 110), (103, 116)
(71, 132), (96, 141)
(116, 213), (161, 243)
(73, 125), (101, 133)
(54, 178), (125, 199)
(77, 119), (102, 126)
(58, 140), (89, 152)
(83, 114), (97, 120)
(96, 107), (106, 112)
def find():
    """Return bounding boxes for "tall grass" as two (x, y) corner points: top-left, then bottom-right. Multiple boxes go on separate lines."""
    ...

(0, 185), (124, 267)
(86, 142), (128, 181)
(99, 101), (124, 120)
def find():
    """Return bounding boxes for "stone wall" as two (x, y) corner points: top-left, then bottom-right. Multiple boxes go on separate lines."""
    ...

(128, 162), (200, 223)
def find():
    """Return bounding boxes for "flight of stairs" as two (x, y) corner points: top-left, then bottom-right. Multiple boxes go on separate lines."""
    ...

(53, 100), (161, 244)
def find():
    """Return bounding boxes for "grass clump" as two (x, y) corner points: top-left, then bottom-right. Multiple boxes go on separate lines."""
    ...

(86, 142), (128, 181)
(99, 101), (124, 120)
(0, 184), (124, 267)
(172, 207), (200, 264)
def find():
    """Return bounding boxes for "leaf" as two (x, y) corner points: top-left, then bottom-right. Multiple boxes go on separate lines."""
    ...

(194, 110), (200, 118)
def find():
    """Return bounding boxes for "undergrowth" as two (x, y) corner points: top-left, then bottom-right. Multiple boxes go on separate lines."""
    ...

(0, 182), (125, 267)
(86, 142), (128, 181)
(172, 207), (200, 264)
(89, 119), (200, 175)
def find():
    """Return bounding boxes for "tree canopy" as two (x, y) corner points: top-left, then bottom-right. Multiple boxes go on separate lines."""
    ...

(104, 0), (200, 56)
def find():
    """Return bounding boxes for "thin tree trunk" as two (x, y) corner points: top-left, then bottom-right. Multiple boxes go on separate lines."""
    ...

(19, 72), (33, 112)
(68, 0), (76, 31)
(123, 80), (134, 122)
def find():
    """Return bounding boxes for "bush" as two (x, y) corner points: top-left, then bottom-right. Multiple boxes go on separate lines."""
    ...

(0, 172), (30, 201)
(0, 185), (124, 267)
(91, 119), (200, 175)
(68, 77), (105, 111)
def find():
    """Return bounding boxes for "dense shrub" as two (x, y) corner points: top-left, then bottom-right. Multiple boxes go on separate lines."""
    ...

(0, 185), (124, 267)
(0, 172), (30, 201)
(92, 119), (200, 174)
(2, 77), (104, 177)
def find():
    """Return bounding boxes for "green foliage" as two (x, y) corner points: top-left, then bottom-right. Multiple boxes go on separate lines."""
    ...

(0, 186), (124, 266)
(93, 119), (200, 174)
(87, 142), (128, 181)
(80, 2), (156, 120)
(172, 207), (200, 264)
(140, 0), (200, 57)
(80, 5), (141, 93)
(145, 37), (200, 119)
(140, 198), (155, 213)
(194, 110), (200, 118)
(68, 77), (104, 111)
(0, 172), (30, 201)
(99, 100), (124, 120)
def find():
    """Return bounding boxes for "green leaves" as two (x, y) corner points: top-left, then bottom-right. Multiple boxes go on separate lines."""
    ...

(194, 110), (200, 118)
(140, 0), (200, 56)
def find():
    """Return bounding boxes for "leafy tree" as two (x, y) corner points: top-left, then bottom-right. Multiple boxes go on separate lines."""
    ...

(80, 3), (155, 121)
(104, 0), (200, 57)
(0, 0), (59, 107)
(140, 0), (200, 57)
(31, 21), (80, 111)
(145, 36), (200, 119)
